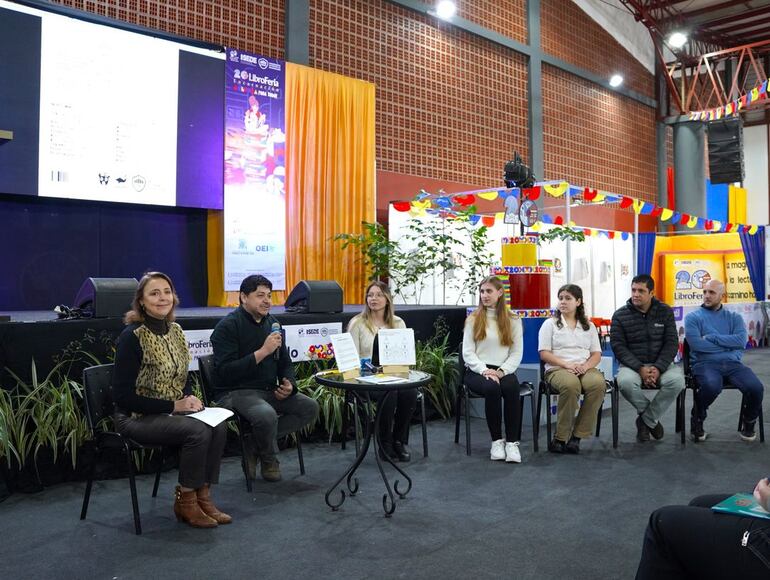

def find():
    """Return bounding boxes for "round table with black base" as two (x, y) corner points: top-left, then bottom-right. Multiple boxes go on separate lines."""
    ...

(315, 370), (431, 517)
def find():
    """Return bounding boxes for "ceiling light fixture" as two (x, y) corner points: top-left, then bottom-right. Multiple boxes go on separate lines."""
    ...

(609, 74), (624, 88)
(435, 0), (457, 21)
(668, 31), (688, 49)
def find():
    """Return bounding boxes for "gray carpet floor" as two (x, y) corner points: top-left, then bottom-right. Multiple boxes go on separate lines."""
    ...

(3, 349), (770, 580)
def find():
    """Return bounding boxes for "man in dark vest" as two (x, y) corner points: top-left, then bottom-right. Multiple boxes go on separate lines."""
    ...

(611, 274), (684, 442)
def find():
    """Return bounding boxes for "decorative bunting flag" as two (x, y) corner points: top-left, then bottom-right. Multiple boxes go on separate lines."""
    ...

(704, 219), (713, 231)
(544, 182), (569, 197)
(660, 208), (674, 221)
(749, 225), (759, 235)
(393, 201), (411, 212)
(620, 196), (633, 209)
(632, 199), (645, 214)
(621, 232), (630, 241)
(686, 215), (698, 228)
(453, 194), (475, 206)
(650, 206), (663, 218)
(680, 213), (690, 225)
(481, 215), (495, 227)
(478, 191), (498, 201)
(522, 186), (541, 200)
(434, 196), (452, 208)
(553, 215), (564, 225)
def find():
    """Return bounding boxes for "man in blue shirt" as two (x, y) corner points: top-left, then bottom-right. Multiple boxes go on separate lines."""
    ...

(684, 279), (764, 442)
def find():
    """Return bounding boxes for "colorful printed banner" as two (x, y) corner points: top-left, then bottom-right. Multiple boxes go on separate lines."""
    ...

(223, 49), (287, 290)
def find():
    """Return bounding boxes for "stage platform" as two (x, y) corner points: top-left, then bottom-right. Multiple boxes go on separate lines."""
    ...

(0, 305), (468, 385)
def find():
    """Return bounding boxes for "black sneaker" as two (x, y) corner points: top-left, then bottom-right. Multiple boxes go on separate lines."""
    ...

(650, 421), (665, 440)
(636, 415), (651, 442)
(691, 417), (707, 442)
(549, 438), (567, 453)
(566, 436), (581, 454)
(740, 419), (757, 442)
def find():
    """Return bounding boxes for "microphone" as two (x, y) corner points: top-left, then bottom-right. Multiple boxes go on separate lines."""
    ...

(271, 321), (281, 361)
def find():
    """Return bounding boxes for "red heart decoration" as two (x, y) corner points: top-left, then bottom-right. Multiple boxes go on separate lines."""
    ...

(620, 197), (633, 209)
(393, 201), (411, 212)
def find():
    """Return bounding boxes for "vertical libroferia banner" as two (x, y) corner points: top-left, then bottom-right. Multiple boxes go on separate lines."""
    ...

(224, 49), (286, 290)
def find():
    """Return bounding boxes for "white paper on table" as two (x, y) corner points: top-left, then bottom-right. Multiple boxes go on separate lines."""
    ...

(377, 328), (416, 366)
(185, 407), (234, 427)
(330, 332), (361, 373)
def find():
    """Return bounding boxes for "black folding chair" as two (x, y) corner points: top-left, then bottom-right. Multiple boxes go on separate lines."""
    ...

(536, 360), (619, 450)
(453, 347), (538, 455)
(197, 355), (306, 484)
(80, 363), (165, 535)
(681, 339), (765, 443)
(196, 355), (254, 491)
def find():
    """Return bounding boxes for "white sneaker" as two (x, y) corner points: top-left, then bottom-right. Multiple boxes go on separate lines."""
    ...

(490, 439), (506, 461)
(505, 441), (521, 463)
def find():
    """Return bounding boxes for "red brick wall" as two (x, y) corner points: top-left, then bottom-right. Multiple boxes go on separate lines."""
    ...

(458, 0), (528, 45)
(542, 65), (657, 202)
(541, 0), (653, 99)
(309, 0), (529, 188)
(52, 0), (285, 59)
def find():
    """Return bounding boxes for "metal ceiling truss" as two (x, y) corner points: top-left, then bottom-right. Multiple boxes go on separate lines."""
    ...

(620, 0), (770, 115)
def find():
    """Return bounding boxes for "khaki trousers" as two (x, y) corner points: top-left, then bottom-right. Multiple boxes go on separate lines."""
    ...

(545, 367), (606, 441)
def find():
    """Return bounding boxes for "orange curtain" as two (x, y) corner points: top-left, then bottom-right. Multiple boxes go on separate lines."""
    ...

(284, 63), (375, 304)
(207, 64), (375, 306)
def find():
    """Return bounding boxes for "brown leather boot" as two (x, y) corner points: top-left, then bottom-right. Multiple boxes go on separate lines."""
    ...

(196, 484), (232, 525)
(174, 486), (217, 528)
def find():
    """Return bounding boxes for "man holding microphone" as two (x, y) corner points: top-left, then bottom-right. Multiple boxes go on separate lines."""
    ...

(212, 275), (318, 482)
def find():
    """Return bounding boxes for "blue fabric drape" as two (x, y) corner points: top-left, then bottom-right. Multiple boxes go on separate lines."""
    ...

(739, 226), (765, 301)
(636, 233), (656, 275)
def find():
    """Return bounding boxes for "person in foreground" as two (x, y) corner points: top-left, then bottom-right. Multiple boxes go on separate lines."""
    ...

(684, 278), (764, 442)
(538, 284), (605, 454)
(347, 281), (417, 462)
(611, 274), (684, 442)
(113, 272), (230, 528)
(211, 274), (318, 482)
(635, 477), (770, 578)
(462, 276), (524, 463)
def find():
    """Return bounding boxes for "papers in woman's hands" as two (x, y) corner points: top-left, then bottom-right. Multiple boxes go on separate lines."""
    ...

(184, 407), (234, 427)
(356, 374), (409, 385)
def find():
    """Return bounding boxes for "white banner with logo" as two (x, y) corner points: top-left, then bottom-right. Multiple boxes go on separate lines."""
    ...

(284, 322), (343, 362)
(183, 329), (214, 371)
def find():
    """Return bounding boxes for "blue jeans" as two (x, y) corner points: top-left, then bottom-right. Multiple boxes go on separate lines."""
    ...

(692, 361), (764, 422)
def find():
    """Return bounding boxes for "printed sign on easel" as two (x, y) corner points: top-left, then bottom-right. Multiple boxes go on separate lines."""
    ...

(377, 328), (416, 374)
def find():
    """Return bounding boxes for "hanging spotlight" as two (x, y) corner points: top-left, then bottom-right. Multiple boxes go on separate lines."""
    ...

(667, 31), (688, 49)
(503, 152), (535, 189)
(609, 74), (624, 88)
(435, 0), (457, 20)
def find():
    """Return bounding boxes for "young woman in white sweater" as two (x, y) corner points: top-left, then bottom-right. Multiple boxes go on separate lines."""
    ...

(347, 281), (417, 462)
(462, 276), (524, 462)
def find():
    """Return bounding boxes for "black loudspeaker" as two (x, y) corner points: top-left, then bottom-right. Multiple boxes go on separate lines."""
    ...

(708, 118), (745, 184)
(73, 277), (138, 318)
(284, 280), (343, 313)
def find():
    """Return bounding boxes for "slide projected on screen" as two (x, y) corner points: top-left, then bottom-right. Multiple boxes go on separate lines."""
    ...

(0, 1), (224, 209)
(38, 16), (178, 205)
